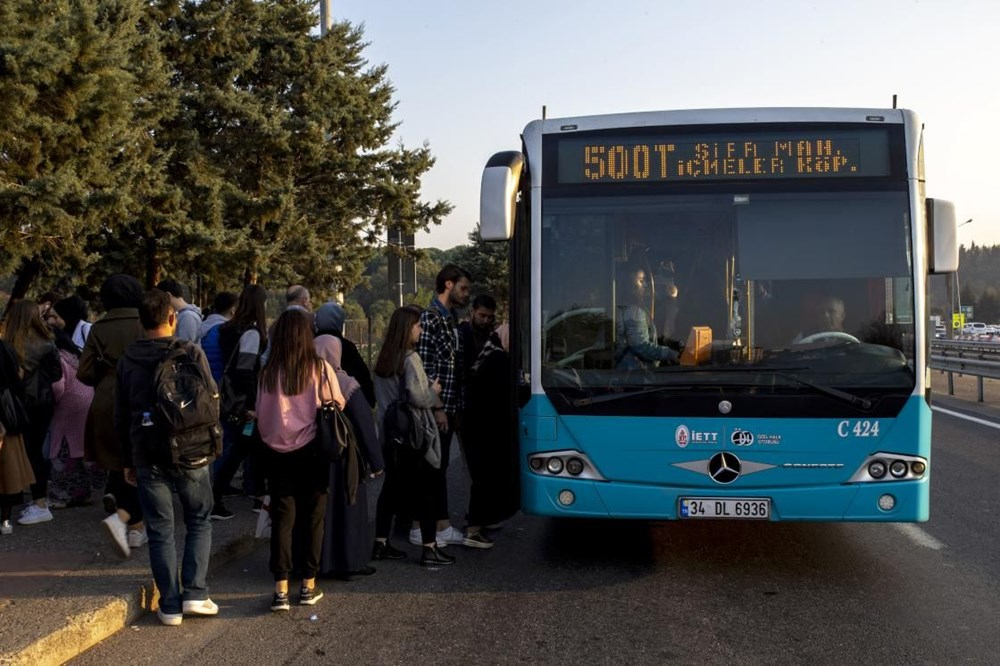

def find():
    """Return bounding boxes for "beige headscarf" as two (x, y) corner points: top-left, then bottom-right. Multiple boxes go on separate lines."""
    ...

(314, 335), (361, 403)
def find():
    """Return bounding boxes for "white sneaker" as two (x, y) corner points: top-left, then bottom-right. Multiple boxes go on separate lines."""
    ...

(437, 525), (466, 545)
(17, 504), (53, 525)
(0, 520), (12, 536)
(102, 514), (131, 558)
(409, 527), (447, 548)
(127, 527), (148, 549)
(182, 598), (219, 616)
(157, 608), (183, 626)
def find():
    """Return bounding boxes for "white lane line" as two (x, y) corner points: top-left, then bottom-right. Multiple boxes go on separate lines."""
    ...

(893, 523), (946, 551)
(932, 406), (1000, 430)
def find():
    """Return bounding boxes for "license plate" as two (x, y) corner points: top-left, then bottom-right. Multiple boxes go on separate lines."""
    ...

(679, 497), (771, 519)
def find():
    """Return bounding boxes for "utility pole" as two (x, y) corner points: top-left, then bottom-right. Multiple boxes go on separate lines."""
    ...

(319, 0), (332, 36)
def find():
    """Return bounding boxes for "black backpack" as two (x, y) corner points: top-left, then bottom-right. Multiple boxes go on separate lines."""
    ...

(154, 340), (222, 469)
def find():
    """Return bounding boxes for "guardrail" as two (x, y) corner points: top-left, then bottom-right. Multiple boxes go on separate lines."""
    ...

(930, 339), (1000, 402)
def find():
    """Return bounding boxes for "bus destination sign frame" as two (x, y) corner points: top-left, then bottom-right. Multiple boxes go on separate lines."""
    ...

(555, 128), (892, 184)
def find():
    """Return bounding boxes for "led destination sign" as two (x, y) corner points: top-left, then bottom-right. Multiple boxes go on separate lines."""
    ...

(556, 129), (891, 184)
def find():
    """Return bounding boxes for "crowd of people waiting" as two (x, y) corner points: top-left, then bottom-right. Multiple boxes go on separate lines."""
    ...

(0, 264), (518, 623)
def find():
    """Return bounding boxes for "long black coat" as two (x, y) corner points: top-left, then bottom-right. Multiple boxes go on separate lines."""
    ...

(318, 391), (384, 575)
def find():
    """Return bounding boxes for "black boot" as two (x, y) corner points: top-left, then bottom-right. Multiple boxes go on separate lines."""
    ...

(420, 545), (456, 566)
(372, 540), (407, 560)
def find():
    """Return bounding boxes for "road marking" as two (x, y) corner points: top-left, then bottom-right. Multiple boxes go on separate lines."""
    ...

(932, 406), (1000, 430)
(893, 523), (945, 551)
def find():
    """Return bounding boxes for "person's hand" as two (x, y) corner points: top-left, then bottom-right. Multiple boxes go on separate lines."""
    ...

(124, 468), (137, 487)
(434, 409), (448, 432)
(244, 410), (257, 421)
(431, 378), (442, 396)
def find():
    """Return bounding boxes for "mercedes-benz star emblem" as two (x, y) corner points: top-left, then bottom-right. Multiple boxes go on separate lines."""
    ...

(708, 452), (741, 484)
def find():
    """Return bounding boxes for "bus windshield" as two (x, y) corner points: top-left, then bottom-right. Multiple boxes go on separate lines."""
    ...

(540, 190), (915, 405)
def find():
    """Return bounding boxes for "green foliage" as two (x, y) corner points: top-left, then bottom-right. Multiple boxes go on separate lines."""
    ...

(450, 223), (509, 315)
(0, 0), (451, 308)
(0, 0), (176, 298)
(929, 243), (1000, 322)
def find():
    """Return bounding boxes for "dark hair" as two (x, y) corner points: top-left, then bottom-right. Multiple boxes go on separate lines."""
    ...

(53, 296), (88, 333)
(472, 294), (497, 311)
(374, 305), (422, 377)
(223, 284), (268, 347)
(1, 300), (54, 362)
(156, 279), (187, 300)
(435, 264), (471, 294)
(139, 289), (174, 331)
(100, 274), (144, 310)
(37, 291), (61, 306)
(259, 309), (322, 396)
(210, 291), (238, 316)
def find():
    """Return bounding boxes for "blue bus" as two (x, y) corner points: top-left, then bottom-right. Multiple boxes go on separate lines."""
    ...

(480, 108), (958, 521)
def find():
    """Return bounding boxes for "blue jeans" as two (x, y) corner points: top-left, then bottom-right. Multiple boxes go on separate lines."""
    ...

(136, 465), (214, 614)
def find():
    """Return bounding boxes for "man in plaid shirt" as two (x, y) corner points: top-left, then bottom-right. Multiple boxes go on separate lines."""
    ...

(411, 265), (488, 549)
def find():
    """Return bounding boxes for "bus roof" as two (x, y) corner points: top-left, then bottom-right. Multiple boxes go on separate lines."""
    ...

(525, 107), (913, 137)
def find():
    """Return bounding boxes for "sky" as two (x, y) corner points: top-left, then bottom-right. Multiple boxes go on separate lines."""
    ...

(333, 0), (999, 251)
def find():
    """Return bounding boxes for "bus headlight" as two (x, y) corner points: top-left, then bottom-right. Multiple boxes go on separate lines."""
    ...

(878, 494), (896, 511)
(546, 457), (564, 475)
(557, 490), (575, 506)
(566, 457), (585, 476)
(910, 461), (926, 476)
(868, 461), (887, 479)
(889, 460), (908, 478)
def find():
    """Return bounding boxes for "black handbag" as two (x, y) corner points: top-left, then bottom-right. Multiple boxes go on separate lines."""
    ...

(315, 369), (357, 462)
(0, 387), (29, 435)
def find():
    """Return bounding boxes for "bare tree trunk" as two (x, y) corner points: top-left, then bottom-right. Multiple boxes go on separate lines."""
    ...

(2, 258), (41, 318)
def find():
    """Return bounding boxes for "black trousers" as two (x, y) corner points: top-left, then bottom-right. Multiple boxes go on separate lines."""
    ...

(213, 426), (266, 499)
(432, 414), (456, 522)
(374, 466), (436, 544)
(265, 444), (329, 581)
(23, 406), (52, 502)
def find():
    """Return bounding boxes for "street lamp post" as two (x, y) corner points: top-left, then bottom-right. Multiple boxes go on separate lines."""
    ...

(947, 218), (973, 338)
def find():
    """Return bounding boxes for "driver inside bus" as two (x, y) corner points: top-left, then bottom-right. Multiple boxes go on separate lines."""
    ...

(615, 262), (679, 369)
(791, 293), (846, 344)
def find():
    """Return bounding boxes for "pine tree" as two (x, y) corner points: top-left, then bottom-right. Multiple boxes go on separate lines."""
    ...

(0, 0), (175, 302)
(154, 0), (451, 297)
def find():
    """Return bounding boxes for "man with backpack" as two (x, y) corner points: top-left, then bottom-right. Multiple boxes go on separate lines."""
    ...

(114, 289), (222, 626)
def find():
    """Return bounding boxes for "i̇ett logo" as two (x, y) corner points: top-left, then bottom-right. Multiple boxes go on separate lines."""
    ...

(675, 425), (690, 448)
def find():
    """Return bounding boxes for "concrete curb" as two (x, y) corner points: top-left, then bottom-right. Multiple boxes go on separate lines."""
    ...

(4, 532), (261, 666)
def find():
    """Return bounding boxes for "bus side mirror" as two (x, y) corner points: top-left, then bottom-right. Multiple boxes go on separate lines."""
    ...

(927, 198), (958, 274)
(480, 151), (524, 241)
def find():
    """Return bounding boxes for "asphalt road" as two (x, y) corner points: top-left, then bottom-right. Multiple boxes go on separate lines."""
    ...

(72, 408), (1000, 665)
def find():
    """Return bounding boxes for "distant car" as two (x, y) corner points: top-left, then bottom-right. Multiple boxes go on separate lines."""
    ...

(963, 322), (987, 336)
(935, 325), (946, 339)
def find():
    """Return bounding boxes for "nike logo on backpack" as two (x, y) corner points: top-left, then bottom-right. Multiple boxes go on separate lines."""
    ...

(180, 399), (193, 409)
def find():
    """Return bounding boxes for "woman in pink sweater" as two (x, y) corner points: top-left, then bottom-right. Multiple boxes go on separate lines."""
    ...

(256, 309), (343, 612)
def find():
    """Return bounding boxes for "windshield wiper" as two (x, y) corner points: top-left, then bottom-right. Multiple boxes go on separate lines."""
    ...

(656, 365), (874, 410)
(572, 385), (690, 407)
(755, 369), (873, 410)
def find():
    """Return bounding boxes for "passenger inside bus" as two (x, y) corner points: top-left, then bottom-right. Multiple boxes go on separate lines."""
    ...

(614, 262), (679, 369)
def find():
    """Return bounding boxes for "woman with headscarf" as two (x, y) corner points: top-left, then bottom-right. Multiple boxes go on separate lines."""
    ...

(44, 302), (96, 509)
(314, 302), (375, 408)
(463, 323), (519, 534)
(313, 334), (384, 578)
(78, 274), (147, 558)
